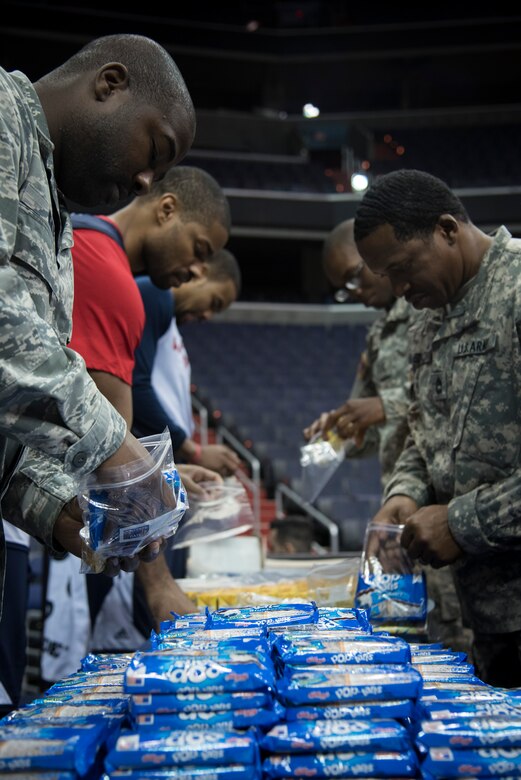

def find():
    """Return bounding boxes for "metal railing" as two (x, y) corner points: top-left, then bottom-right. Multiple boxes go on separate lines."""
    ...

(274, 482), (340, 553)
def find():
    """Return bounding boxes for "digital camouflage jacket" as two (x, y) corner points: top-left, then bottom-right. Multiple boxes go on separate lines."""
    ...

(385, 226), (521, 633)
(0, 68), (126, 615)
(348, 296), (416, 488)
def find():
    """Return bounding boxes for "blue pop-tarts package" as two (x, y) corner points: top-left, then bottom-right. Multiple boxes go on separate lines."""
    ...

(159, 613), (209, 632)
(355, 521), (427, 624)
(81, 653), (133, 672)
(31, 690), (130, 708)
(47, 671), (125, 691)
(7, 701), (128, 720)
(417, 697), (520, 721)
(285, 698), (415, 722)
(104, 728), (258, 770)
(124, 650), (274, 694)
(420, 673), (482, 686)
(262, 749), (418, 778)
(0, 720), (109, 775)
(0, 773), (78, 779)
(355, 571), (427, 623)
(45, 684), (124, 697)
(151, 635), (269, 658)
(273, 633), (411, 666)
(207, 602), (318, 629)
(277, 664), (422, 705)
(316, 607), (371, 632)
(134, 700), (284, 731)
(105, 764), (260, 779)
(420, 681), (489, 698)
(260, 718), (412, 753)
(267, 625), (371, 647)
(151, 626), (267, 650)
(410, 650), (468, 664)
(130, 689), (272, 715)
(422, 746), (521, 777)
(417, 718), (521, 748)
(413, 662), (475, 676)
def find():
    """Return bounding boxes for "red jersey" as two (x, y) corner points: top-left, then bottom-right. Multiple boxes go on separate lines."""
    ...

(69, 216), (145, 385)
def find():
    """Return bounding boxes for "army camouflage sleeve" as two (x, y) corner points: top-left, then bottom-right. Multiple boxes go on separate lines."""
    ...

(0, 286), (126, 477)
(383, 434), (433, 507)
(446, 268), (521, 556)
(2, 449), (76, 554)
(343, 336), (380, 460)
(0, 76), (127, 478)
(378, 385), (410, 425)
(448, 472), (521, 555)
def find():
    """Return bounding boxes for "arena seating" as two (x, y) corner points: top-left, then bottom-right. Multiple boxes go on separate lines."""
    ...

(183, 320), (383, 551)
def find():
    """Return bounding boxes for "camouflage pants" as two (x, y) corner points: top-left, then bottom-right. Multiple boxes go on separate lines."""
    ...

(472, 630), (521, 688)
(424, 565), (474, 659)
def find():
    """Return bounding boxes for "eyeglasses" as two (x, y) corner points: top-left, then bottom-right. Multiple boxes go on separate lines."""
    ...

(333, 261), (365, 302)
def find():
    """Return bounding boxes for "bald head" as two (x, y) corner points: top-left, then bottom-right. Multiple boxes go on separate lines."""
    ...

(322, 219), (360, 288)
(42, 34), (194, 130)
(323, 218), (395, 309)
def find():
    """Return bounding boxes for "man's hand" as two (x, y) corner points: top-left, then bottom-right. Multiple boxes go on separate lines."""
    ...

(199, 444), (241, 477)
(302, 397), (385, 447)
(336, 397), (385, 447)
(53, 498), (164, 577)
(137, 553), (197, 629)
(303, 409), (339, 441)
(372, 495), (419, 526)
(146, 578), (197, 628)
(365, 495), (419, 570)
(177, 463), (223, 498)
(400, 505), (463, 567)
(52, 498), (84, 559)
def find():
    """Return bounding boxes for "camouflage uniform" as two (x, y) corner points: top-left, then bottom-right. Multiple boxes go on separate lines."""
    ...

(0, 67), (126, 615)
(385, 226), (521, 642)
(347, 296), (416, 488)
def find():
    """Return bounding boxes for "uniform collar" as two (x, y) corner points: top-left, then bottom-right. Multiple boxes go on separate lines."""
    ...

(10, 71), (55, 163)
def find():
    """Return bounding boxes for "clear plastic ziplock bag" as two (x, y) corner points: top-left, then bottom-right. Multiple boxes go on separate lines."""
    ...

(77, 428), (188, 573)
(172, 476), (254, 549)
(299, 429), (345, 503)
(354, 521), (427, 624)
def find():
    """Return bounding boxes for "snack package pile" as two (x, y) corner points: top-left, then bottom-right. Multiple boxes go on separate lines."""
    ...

(5, 599), (521, 780)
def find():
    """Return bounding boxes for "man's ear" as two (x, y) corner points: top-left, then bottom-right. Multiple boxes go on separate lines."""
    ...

(157, 193), (179, 224)
(189, 261), (207, 281)
(438, 214), (459, 245)
(94, 63), (129, 101)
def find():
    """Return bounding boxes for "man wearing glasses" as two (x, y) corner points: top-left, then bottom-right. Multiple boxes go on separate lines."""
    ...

(304, 217), (415, 489)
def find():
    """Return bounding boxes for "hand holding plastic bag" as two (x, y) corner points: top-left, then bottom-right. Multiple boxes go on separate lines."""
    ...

(355, 521), (427, 624)
(77, 429), (188, 573)
(299, 429), (345, 503)
(172, 476), (254, 549)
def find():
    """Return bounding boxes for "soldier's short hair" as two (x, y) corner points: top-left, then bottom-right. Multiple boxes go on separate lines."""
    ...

(354, 169), (470, 243)
(147, 165), (231, 233)
(49, 34), (194, 122)
(322, 218), (355, 264)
